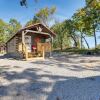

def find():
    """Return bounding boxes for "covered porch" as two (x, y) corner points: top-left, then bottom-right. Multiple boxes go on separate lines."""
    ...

(21, 24), (55, 60)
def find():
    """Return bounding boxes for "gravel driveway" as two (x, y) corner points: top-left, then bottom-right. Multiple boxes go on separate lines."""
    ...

(0, 54), (100, 100)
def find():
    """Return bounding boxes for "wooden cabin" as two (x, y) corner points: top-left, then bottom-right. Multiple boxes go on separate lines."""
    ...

(6, 23), (55, 60)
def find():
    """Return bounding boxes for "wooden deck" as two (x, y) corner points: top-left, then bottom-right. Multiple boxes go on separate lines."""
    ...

(23, 42), (51, 60)
(28, 52), (43, 58)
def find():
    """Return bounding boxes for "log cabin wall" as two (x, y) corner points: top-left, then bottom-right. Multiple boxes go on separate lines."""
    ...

(6, 34), (23, 58)
(18, 35), (23, 52)
(7, 36), (17, 53)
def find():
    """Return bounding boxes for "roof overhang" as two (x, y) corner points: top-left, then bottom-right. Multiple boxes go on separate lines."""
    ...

(6, 23), (56, 44)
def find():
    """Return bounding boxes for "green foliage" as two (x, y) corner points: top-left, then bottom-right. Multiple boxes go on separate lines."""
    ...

(0, 19), (22, 43)
(8, 19), (22, 35)
(26, 6), (56, 26)
(52, 0), (99, 50)
(51, 20), (81, 50)
(72, 0), (100, 49)
(85, 0), (100, 48)
(51, 22), (71, 50)
(63, 20), (80, 48)
(25, 16), (40, 26)
(0, 19), (8, 43)
(73, 8), (92, 36)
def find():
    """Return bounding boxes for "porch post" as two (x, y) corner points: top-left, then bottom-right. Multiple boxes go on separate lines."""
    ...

(42, 46), (45, 59)
(22, 31), (25, 53)
(50, 36), (53, 58)
(22, 31), (28, 60)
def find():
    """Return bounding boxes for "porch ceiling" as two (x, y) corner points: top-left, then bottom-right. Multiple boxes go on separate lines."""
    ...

(25, 30), (52, 38)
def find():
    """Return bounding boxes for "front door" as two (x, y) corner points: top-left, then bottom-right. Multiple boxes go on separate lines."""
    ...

(25, 35), (32, 52)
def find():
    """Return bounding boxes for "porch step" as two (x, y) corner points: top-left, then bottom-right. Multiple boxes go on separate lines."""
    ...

(28, 52), (42, 58)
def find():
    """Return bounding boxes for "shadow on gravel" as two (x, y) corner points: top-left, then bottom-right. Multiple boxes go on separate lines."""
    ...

(0, 54), (100, 100)
(0, 54), (9, 59)
(0, 54), (16, 60)
(47, 76), (100, 100)
(0, 67), (100, 100)
(53, 56), (100, 64)
(0, 65), (11, 73)
(0, 66), (76, 100)
(32, 59), (100, 72)
(0, 54), (24, 61)
(0, 63), (100, 100)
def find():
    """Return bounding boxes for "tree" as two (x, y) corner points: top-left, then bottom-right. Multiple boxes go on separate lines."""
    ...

(35, 7), (56, 26)
(63, 19), (80, 48)
(25, 7), (56, 27)
(72, 8), (91, 49)
(85, 0), (100, 48)
(25, 16), (40, 27)
(0, 19), (22, 43)
(8, 19), (22, 36)
(51, 22), (71, 50)
(0, 19), (8, 43)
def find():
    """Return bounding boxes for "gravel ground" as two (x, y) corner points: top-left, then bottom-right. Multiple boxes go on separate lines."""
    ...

(0, 53), (100, 100)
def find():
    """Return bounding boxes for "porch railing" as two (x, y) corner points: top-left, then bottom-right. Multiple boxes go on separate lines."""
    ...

(37, 42), (51, 52)
(22, 42), (51, 60)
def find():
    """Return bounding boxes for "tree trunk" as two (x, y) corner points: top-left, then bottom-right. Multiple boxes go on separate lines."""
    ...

(82, 35), (90, 49)
(80, 32), (83, 49)
(70, 34), (78, 48)
(60, 37), (63, 51)
(60, 42), (63, 51)
(93, 26), (97, 49)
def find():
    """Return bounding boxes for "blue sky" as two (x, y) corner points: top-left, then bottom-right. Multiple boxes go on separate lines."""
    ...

(0, 0), (99, 48)
(0, 0), (86, 25)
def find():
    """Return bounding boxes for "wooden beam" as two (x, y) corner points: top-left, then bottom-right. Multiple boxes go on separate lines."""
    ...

(25, 30), (52, 37)
(22, 31), (25, 43)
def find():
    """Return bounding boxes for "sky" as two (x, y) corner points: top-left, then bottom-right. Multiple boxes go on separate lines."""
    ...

(0, 0), (99, 48)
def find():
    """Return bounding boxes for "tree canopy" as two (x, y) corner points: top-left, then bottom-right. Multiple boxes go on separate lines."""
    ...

(26, 6), (56, 27)
(0, 19), (22, 43)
